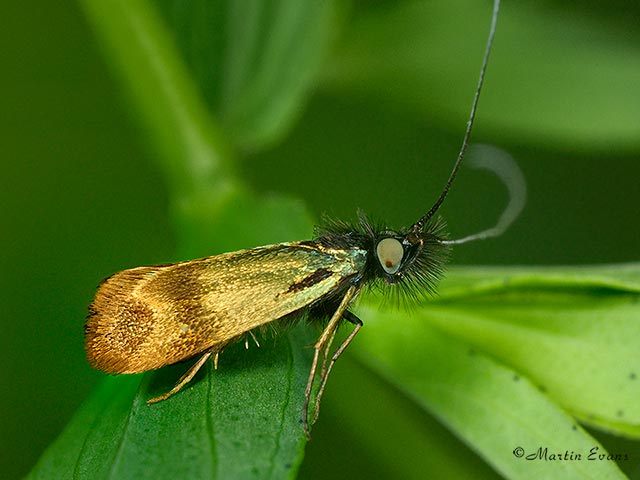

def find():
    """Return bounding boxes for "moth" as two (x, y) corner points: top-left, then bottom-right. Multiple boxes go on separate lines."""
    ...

(85, 0), (504, 438)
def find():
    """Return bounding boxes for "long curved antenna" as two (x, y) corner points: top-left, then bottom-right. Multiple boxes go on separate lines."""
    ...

(442, 145), (526, 245)
(410, 0), (500, 235)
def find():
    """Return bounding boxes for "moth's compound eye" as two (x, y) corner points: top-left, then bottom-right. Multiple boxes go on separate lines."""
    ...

(376, 238), (404, 275)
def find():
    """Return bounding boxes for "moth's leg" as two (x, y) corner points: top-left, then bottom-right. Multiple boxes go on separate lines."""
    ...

(147, 348), (215, 404)
(312, 311), (363, 425)
(303, 285), (358, 439)
(342, 310), (361, 325)
(320, 327), (338, 379)
(319, 308), (360, 378)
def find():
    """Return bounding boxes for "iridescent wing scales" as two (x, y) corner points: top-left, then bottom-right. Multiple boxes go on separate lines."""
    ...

(85, 242), (366, 374)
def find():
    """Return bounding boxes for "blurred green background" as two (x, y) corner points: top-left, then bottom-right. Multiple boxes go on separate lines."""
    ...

(2, 0), (639, 478)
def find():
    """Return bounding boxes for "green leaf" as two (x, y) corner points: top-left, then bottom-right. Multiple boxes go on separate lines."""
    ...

(305, 356), (501, 479)
(29, 324), (317, 480)
(435, 264), (640, 437)
(323, 0), (640, 152)
(351, 264), (639, 479)
(157, 0), (340, 151)
(438, 264), (640, 298)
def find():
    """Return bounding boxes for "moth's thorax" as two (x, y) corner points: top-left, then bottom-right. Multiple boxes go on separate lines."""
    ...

(310, 243), (368, 278)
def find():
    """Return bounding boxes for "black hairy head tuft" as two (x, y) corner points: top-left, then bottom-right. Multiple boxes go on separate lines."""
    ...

(315, 212), (450, 307)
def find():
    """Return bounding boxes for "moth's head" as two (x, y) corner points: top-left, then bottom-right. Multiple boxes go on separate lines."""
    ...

(372, 217), (449, 297)
(315, 212), (450, 302)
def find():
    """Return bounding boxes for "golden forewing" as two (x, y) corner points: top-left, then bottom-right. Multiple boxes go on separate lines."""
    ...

(85, 242), (367, 374)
